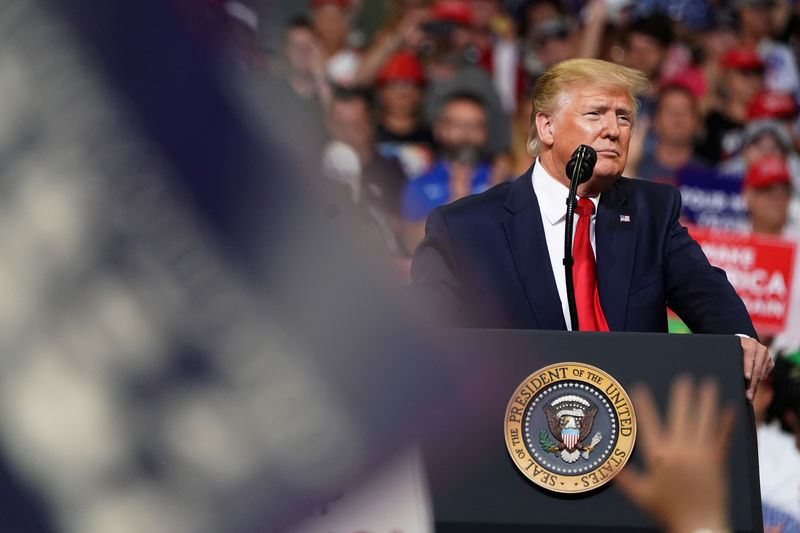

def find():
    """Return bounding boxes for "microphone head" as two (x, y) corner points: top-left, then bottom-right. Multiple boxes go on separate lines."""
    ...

(566, 145), (597, 184)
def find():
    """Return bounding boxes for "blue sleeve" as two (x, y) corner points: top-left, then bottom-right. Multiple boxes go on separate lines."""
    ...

(662, 186), (758, 337)
(402, 179), (433, 222)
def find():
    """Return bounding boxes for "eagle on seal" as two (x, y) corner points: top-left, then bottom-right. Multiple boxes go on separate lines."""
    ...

(544, 394), (601, 463)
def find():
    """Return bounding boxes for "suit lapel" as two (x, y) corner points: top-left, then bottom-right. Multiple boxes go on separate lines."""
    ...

(596, 181), (636, 331)
(501, 172), (566, 330)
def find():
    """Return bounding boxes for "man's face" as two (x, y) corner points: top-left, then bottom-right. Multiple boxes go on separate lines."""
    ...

(654, 89), (698, 145)
(328, 98), (374, 153)
(535, 33), (573, 68)
(745, 183), (790, 234)
(311, 4), (350, 49)
(539, 84), (634, 193)
(285, 27), (316, 73)
(525, 2), (560, 33)
(726, 68), (764, 104)
(739, 4), (772, 39)
(378, 81), (423, 117)
(742, 132), (784, 164)
(701, 28), (738, 61)
(434, 99), (488, 151)
(626, 33), (665, 80)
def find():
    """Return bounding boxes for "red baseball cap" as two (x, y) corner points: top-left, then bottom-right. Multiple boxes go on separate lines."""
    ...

(744, 155), (791, 189)
(721, 45), (764, 70)
(660, 69), (706, 100)
(431, 0), (474, 26)
(376, 51), (426, 85)
(748, 90), (799, 120)
(310, 0), (351, 9)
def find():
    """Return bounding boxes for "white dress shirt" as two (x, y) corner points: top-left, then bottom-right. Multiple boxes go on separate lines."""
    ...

(531, 159), (599, 330)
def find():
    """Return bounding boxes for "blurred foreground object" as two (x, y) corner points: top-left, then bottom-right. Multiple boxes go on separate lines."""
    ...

(616, 377), (735, 533)
(289, 446), (432, 533)
(0, 0), (453, 531)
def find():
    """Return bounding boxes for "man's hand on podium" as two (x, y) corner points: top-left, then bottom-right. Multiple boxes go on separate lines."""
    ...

(615, 377), (734, 533)
(740, 336), (773, 402)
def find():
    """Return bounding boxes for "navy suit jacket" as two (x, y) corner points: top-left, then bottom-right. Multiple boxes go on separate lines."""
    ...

(410, 167), (757, 336)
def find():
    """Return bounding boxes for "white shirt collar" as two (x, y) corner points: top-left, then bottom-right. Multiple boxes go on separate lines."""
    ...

(532, 158), (600, 225)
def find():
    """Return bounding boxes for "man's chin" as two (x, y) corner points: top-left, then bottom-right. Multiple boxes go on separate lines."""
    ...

(578, 170), (622, 196)
(594, 159), (624, 176)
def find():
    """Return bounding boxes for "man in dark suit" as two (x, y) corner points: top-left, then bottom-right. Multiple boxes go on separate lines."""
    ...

(411, 58), (773, 400)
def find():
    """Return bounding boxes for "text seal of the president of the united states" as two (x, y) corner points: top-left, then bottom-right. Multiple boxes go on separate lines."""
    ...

(504, 362), (636, 494)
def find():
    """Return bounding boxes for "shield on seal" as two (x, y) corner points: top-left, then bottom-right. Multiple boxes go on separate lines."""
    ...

(562, 427), (579, 449)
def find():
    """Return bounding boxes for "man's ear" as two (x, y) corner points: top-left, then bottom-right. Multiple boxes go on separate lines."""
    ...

(535, 112), (555, 148)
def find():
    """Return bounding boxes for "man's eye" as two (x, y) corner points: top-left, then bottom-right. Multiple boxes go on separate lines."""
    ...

(618, 115), (632, 123)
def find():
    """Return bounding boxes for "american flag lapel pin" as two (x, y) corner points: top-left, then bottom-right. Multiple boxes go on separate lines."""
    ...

(619, 214), (631, 223)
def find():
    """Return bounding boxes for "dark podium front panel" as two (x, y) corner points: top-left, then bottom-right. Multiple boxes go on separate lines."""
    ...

(422, 330), (762, 533)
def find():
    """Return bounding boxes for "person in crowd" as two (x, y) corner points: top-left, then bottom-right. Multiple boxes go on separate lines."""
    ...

(352, 0), (510, 158)
(746, 92), (800, 220)
(689, 119), (798, 231)
(632, 84), (708, 186)
(622, 14), (674, 121)
(695, 10), (740, 114)
(527, 17), (575, 75)
(323, 88), (408, 253)
(615, 13), (677, 166)
(748, 89), (800, 153)
(309, 0), (362, 86)
(420, 0), (479, 55)
(374, 51), (437, 181)
(509, 92), (535, 177)
(410, 58), (771, 399)
(519, 0), (565, 39)
(623, 13), (671, 76)
(520, 0), (605, 76)
(420, 0), (511, 158)
(352, 0), (430, 86)
(268, 16), (331, 159)
(402, 91), (492, 252)
(740, 150), (800, 384)
(739, 155), (799, 357)
(742, 154), (796, 236)
(469, 0), (523, 114)
(735, 0), (800, 98)
(367, 0), (432, 47)
(700, 44), (766, 162)
(276, 16), (331, 108)
(755, 353), (800, 527)
(719, 119), (798, 182)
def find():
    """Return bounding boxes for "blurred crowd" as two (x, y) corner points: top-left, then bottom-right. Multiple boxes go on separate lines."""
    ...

(229, 0), (800, 259)
(202, 0), (800, 528)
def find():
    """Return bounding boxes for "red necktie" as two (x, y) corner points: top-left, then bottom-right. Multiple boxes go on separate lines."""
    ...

(573, 198), (609, 331)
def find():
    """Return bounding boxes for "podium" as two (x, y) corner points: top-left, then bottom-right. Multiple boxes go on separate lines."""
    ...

(422, 330), (763, 532)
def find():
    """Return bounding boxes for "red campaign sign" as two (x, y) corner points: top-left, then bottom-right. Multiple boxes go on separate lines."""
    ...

(686, 224), (797, 335)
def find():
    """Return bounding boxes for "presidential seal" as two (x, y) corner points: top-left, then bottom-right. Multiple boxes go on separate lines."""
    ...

(504, 362), (636, 494)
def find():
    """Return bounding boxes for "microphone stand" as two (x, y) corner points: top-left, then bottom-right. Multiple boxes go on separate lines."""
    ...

(563, 173), (581, 332)
(563, 145), (596, 331)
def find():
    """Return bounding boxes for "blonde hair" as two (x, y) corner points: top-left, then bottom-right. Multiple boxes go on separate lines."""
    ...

(526, 59), (650, 156)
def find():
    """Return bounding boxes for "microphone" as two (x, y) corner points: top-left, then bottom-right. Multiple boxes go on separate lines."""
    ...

(566, 145), (597, 185)
(563, 145), (597, 331)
